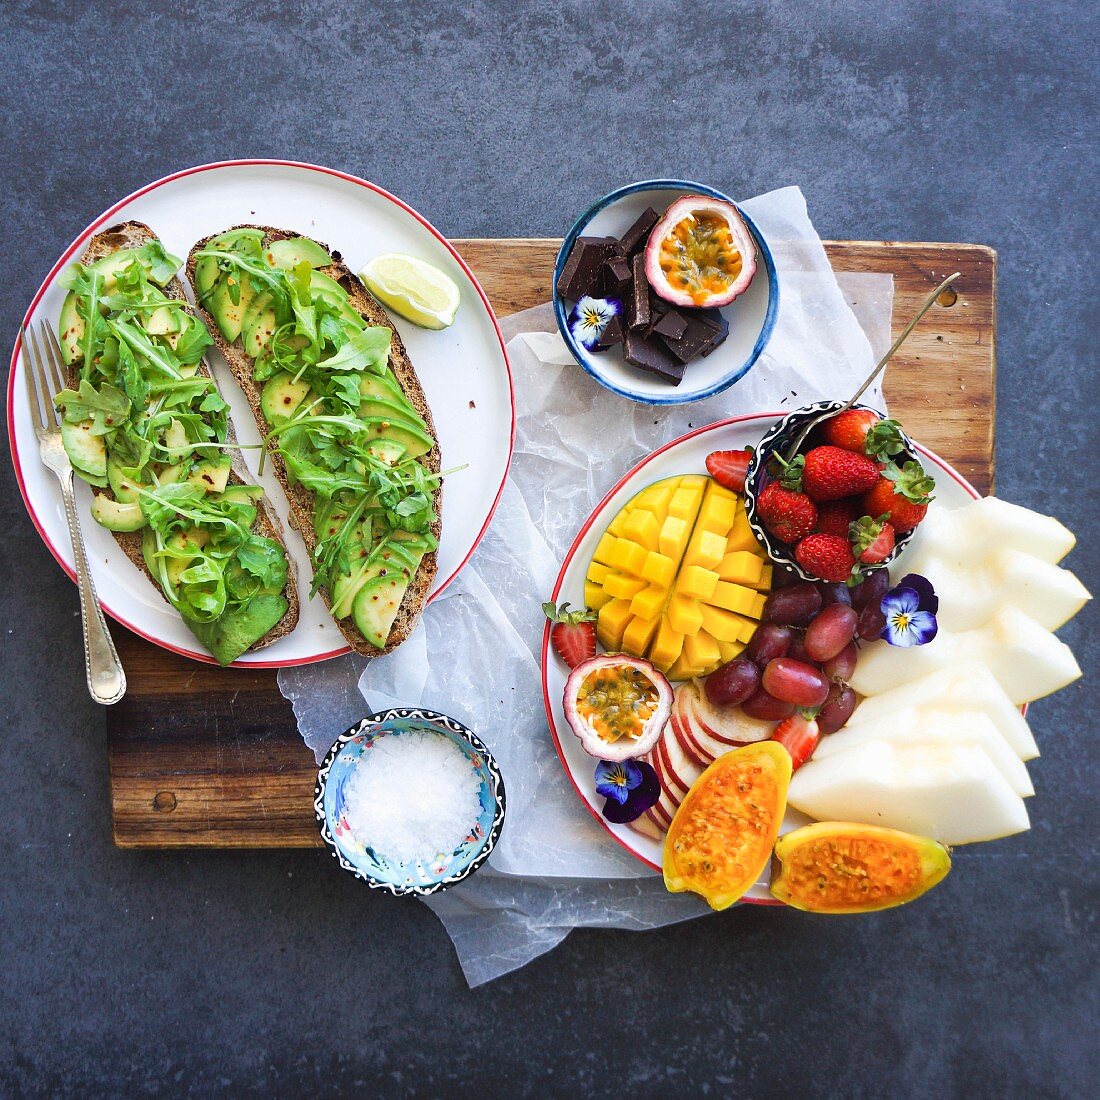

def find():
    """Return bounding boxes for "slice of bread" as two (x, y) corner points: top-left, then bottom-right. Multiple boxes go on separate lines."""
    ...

(69, 221), (299, 654)
(186, 226), (441, 657)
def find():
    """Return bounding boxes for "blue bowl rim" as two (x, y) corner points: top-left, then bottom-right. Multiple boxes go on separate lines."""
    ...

(742, 400), (920, 581)
(313, 707), (507, 897)
(552, 178), (781, 406)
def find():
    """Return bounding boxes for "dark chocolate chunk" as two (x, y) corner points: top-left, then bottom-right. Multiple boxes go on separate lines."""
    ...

(652, 309), (688, 341)
(658, 318), (718, 364)
(598, 255), (633, 296)
(618, 207), (661, 256)
(628, 253), (650, 330)
(556, 236), (617, 301)
(594, 313), (624, 351)
(692, 306), (727, 332)
(624, 329), (686, 384)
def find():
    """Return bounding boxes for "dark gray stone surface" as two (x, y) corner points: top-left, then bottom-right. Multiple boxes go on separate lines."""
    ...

(1, 1), (1096, 1095)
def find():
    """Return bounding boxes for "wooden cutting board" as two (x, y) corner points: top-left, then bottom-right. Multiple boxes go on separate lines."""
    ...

(107, 238), (996, 848)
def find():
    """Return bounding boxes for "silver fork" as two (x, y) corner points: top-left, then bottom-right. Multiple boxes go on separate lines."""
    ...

(22, 322), (126, 705)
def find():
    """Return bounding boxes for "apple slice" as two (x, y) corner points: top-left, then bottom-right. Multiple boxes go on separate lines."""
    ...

(813, 709), (1034, 798)
(629, 812), (665, 840)
(788, 738), (1030, 845)
(661, 721), (703, 797)
(690, 682), (773, 744)
(849, 662), (1039, 761)
(671, 688), (716, 767)
(670, 711), (710, 771)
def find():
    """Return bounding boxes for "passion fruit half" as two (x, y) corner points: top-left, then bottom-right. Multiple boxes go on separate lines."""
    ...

(644, 195), (758, 309)
(563, 654), (673, 762)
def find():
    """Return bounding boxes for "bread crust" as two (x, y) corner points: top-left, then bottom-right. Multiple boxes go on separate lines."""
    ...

(69, 221), (299, 653)
(186, 225), (440, 657)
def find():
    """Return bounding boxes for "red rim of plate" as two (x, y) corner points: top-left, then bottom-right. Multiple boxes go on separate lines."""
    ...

(7, 159), (516, 668)
(540, 411), (980, 903)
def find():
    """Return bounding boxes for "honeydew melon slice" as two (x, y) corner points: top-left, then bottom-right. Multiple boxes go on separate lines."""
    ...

(812, 709), (1034, 798)
(788, 739), (1030, 845)
(849, 662), (1039, 761)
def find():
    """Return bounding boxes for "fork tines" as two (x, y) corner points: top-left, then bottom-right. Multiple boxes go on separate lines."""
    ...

(22, 321), (68, 431)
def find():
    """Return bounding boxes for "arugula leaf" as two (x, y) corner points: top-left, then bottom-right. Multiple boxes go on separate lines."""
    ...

(116, 336), (150, 409)
(172, 315), (214, 366)
(135, 239), (183, 286)
(55, 379), (130, 434)
(320, 327), (391, 373)
(109, 319), (182, 379)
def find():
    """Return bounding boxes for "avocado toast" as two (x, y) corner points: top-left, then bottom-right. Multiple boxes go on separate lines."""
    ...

(54, 221), (298, 665)
(186, 227), (441, 656)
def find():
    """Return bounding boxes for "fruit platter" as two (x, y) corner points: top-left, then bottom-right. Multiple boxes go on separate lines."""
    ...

(540, 226), (1087, 911)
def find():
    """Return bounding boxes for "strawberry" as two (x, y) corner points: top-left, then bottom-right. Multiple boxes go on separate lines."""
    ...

(795, 533), (856, 583)
(771, 713), (820, 771)
(706, 448), (753, 493)
(757, 482), (817, 543)
(862, 460), (935, 532)
(823, 410), (907, 460)
(815, 499), (857, 538)
(802, 446), (881, 502)
(543, 602), (597, 669)
(850, 514), (895, 564)
(822, 409), (881, 453)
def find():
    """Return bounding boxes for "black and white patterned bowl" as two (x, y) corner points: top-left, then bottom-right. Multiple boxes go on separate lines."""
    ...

(743, 400), (921, 582)
(314, 708), (506, 897)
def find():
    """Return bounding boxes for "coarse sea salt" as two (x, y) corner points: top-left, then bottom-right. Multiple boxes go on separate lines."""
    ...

(343, 730), (483, 864)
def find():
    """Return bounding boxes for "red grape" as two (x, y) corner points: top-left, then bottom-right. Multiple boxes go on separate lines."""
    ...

(741, 687), (797, 721)
(786, 635), (816, 666)
(818, 582), (853, 607)
(851, 567), (890, 611)
(857, 602), (887, 640)
(763, 583), (822, 626)
(762, 658), (830, 708)
(804, 604), (859, 662)
(746, 623), (793, 667)
(771, 566), (802, 589)
(823, 641), (858, 683)
(818, 684), (857, 734)
(704, 658), (760, 708)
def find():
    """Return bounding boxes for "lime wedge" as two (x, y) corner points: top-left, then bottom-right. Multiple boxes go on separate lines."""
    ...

(360, 253), (460, 330)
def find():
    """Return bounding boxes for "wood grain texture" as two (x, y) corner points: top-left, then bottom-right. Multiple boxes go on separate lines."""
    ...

(108, 237), (996, 848)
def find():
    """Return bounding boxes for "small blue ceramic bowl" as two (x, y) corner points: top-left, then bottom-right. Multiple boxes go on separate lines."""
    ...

(314, 708), (506, 897)
(553, 179), (779, 405)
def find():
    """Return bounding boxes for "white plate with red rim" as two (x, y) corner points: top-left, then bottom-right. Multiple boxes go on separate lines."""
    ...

(540, 412), (980, 902)
(7, 160), (515, 667)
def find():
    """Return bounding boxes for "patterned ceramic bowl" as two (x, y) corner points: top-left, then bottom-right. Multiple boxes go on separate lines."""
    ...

(314, 708), (506, 897)
(552, 179), (779, 406)
(743, 400), (921, 582)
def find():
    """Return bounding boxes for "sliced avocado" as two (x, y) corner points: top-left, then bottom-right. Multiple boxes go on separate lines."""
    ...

(88, 251), (137, 293)
(106, 455), (143, 503)
(366, 439), (408, 467)
(61, 420), (106, 477)
(58, 292), (84, 366)
(260, 372), (311, 423)
(152, 461), (185, 486)
(358, 372), (418, 411)
(358, 396), (427, 432)
(207, 272), (258, 343)
(195, 228), (262, 296)
(164, 418), (188, 452)
(309, 269), (349, 302)
(216, 484), (263, 505)
(187, 455), (232, 495)
(241, 291), (277, 358)
(145, 304), (178, 336)
(90, 494), (146, 532)
(265, 237), (331, 270)
(187, 594), (289, 666)
(358, 415), (434, 459)
(352, 574), (411, 649)
(163, 528), (212, 587)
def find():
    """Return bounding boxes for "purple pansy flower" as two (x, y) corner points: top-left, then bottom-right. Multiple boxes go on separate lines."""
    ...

(880, 573), (938, 647)
(568, 296), (622, 351)
(594, 759), (660, 824)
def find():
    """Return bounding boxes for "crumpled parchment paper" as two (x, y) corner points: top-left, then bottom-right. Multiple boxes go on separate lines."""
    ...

(279, 186), (894, 986)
